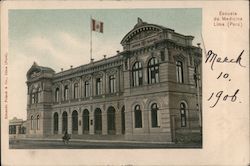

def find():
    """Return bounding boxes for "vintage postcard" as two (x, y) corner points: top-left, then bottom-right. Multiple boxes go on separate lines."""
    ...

(1, 1), (249, 166)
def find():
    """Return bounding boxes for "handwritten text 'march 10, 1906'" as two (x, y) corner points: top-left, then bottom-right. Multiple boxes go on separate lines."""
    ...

(205, 49), (245, 70)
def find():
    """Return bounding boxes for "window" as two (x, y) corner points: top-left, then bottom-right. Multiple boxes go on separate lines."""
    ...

(64, 85), (69, 100)
(84, 81), (91, 97)
(151, 103), (158, 127)
(37, 115), (40, 130)
(31, 116), (34, 130)
(54, 113), (59, 133)
(194, 66), (198, 87)
(134, 105), (142, 128)
(62, 112), (68, 132)
(180, 103), (187, 127)
(109, 75), (116, 93)
(73, 83), (79, 99)
(148, 57), (159, 84)
(176, 61), (184, 83)
(132, 62), (143, 87)
(31, 89), (39, 104)
(72, 111), (78, 133)
(9, 125), (16, 134)
(160, 50), (165, 61)
(55, 88), (59, 102)
(96, 78), (102, 95)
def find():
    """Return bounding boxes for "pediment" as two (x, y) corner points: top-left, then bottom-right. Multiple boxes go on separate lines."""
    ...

(121, 24), (163, 46)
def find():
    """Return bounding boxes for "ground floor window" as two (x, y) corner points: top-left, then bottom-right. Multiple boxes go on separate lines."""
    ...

(180, 102), (187, 127)
(134, 105), (142, 128)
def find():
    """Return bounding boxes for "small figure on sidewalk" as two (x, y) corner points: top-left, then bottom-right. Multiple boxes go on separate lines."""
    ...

(62, 131), (71, 144)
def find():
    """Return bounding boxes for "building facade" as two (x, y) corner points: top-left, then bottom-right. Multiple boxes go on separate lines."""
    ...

(9, 117), (26, 138)
(26, 18), (202, 142)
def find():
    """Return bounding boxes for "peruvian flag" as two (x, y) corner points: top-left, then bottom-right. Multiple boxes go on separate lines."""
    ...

(91, 19), (103, 33)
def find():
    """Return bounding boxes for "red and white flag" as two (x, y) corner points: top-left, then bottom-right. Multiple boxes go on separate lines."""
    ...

(91, 19), (103, 33)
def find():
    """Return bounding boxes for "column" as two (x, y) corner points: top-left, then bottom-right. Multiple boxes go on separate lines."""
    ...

(89, 106), (94, 135)
(16, 125), (19, 135)
(58, 113), (62, 134)
(78, 111), (83, 135)
(115, 110), (122, 135)
(143, 109), (150, 133)
(102, 111), (108, 135)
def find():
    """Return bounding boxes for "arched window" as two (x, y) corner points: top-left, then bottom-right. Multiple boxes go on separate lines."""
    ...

(132, 62), (143, 87)
(62, 112), (68, 132)
(134, 105), (142, 128)
(176, 61), (184, 83)
(31, 116), (34, 130)
(148, 57), (159, 84)
(84, 81), (91, 97)
(37, 115), (40, 130)
(37, 88), (41, 103)
(53, 112), (59, 134)
(194, 65), (199, 87)
(109, 75), (116, 93)
(31, 89), (38, 104)
(83, 109), (89, 133)
(96, 78), (102, 95)
(94, 108), (102, 134)
(55, 87), (59, 102)
(151, 103), (158, 127)
(72, 110), (78, 133)
(64, 85), (69, 100)
(73, 83), (79, 99)
(180, 103), (187, 127)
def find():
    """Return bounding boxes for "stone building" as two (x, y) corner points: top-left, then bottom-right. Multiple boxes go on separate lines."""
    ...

(26, 18), (202, 142)
(9, 117), (26, 138)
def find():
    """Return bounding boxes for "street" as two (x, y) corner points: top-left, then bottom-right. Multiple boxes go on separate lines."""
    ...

(9, 139), (201, 149)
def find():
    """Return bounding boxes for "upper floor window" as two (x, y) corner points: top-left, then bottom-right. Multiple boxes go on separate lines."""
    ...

(55, 87), (59, 102)
(96, 78), (102, 95)
(132, 61), (143, 87)
(194, 66), (198, 87)
(176, 61), (184, 83)
(31, 89), (38, 104)
(84, 81), (91, 97)
(64, 85), (69, 100)
(180, 102), (187, 127)
(109, 75), (116, 93)
(73, 83), (79, 99)
(151, 103), (159, 127)
(148, 57), (159, 84)
(134, 105), (142, 128)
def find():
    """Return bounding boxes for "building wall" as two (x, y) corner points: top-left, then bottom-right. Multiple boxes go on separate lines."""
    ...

(25, 19), (202, 142)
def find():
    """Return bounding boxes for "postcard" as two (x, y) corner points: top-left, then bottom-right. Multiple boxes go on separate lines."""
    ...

(1, 1), (249, 165)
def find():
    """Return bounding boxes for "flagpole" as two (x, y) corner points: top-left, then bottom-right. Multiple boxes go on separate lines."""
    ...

(90, 16), (93, 62)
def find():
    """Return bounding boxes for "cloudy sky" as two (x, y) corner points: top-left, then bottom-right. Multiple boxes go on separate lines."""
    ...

(8, 8), (201, 120)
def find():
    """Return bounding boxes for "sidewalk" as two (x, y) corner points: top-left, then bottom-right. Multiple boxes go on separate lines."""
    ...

(14, 137), (175, 144)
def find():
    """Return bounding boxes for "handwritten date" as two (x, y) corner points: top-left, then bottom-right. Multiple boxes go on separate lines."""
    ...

(208, 89), (240, 108)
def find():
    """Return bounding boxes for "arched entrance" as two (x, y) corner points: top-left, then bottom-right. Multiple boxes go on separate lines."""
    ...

(83, 109), (89, 134)
(121, 106), (125, 134)
(94, 108), (102, 134)
(53, 112), (59, 134)
(72, 110), (78, 134)
(62, 111), (68, 133)
(107, 106), (116, 134)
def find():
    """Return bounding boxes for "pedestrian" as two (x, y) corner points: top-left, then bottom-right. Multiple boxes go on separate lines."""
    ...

(62, 130), (70, 144)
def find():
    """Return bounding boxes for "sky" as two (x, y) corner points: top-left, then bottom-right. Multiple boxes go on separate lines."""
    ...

(8, 8), (202, 120)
